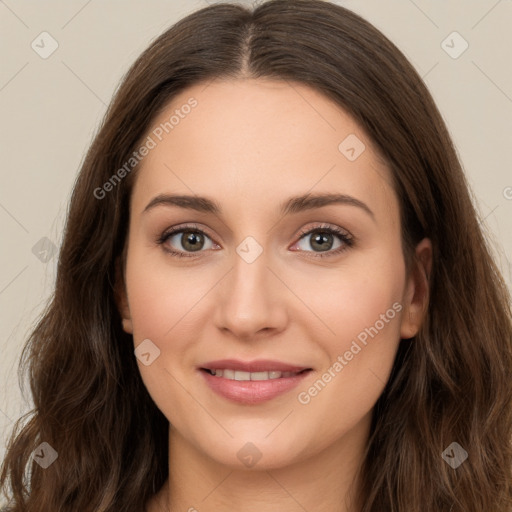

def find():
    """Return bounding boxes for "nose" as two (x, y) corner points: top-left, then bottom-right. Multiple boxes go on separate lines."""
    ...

(213, 246), (288, 341)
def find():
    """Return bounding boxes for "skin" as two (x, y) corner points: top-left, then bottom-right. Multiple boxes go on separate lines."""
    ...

(115, 78), (432, 512)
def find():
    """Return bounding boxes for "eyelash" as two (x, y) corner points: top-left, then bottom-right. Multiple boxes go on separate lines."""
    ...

(156, 223), (354, 259)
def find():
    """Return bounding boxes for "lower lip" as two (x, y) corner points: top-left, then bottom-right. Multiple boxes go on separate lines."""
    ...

(199, 369), (312, 405)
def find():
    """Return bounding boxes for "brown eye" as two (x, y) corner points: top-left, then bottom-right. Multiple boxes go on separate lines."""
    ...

(178, 231), (206, 252)
(292, 224), (354, 258)
(158, 225), (216, 257)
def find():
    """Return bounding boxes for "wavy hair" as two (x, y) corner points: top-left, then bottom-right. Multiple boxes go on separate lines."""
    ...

(1, 1), (511, 510)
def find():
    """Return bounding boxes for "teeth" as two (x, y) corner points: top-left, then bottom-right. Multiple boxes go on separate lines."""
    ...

(223, 369), (235, 379)
(251, 371), (271, 380)
(208, 369), (299, 380)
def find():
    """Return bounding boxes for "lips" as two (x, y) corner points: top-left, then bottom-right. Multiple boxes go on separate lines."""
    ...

(198, 359), (313, 404)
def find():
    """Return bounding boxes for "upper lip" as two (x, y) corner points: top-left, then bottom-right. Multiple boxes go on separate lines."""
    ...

(200, 359), (312, 373)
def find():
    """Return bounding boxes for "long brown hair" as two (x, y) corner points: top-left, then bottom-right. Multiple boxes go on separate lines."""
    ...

(2, 1), (511, 510)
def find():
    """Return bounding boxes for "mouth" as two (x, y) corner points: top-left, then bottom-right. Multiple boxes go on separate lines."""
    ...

(198, 359), (313, 404)
(200, 368), (311, 380)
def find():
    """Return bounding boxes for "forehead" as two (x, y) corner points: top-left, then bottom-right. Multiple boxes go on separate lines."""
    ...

(131, 78), (397, 221)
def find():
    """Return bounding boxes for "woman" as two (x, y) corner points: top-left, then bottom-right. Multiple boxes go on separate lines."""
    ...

(1, 1), (511, 510)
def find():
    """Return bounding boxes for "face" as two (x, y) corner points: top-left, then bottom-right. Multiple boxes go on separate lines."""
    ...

(116, 78), (431, 470)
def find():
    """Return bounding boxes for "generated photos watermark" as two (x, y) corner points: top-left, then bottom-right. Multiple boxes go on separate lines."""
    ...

(297, 301), (403, 405)
(93, 97), (198, 200)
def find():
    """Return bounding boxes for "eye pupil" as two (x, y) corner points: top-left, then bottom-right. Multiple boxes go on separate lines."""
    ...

(311, 232), (333, 251)
(182, 231), (204, 252)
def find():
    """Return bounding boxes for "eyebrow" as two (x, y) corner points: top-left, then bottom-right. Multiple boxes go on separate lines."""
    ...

(143, 192), (375, 220)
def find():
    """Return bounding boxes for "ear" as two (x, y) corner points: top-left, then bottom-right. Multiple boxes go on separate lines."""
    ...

(400, 238), (432, 339)
(114, 254), (133, 334)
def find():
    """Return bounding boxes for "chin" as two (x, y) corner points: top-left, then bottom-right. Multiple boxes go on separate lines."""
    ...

(198, 434), (312, 471)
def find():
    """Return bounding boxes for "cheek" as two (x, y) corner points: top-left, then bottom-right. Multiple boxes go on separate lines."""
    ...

(124, 248), (216, 402)
(291, 249), (406, 348)
(294, 308), (402, 450)
(125, 246), (207, 341)
(291, 251), (405, 417)
(124, 250), (203, 422)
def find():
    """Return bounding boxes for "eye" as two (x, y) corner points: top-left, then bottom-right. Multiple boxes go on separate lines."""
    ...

(157, 224), (217, 258)
(291, 224), (354, 258)
(157, 222), (354, 259)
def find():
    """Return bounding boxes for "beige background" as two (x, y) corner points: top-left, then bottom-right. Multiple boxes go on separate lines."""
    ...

(1, 0), (511, 467)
